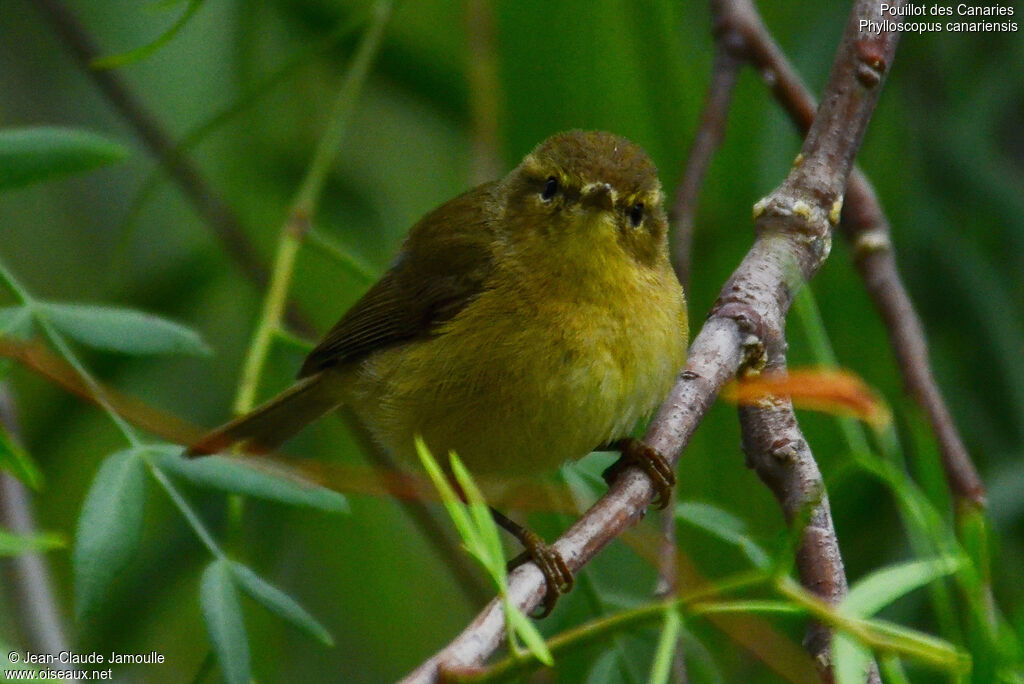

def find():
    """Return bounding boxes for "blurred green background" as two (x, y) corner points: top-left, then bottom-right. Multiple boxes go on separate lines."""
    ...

(1, 0), (1022, 681)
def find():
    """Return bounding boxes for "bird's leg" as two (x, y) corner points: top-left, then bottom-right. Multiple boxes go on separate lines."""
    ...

(489, 508), (574, 618)
(600, 437), (676, 509)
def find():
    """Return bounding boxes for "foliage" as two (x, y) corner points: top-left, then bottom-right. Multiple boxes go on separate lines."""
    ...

(0, 0), (1021, 682)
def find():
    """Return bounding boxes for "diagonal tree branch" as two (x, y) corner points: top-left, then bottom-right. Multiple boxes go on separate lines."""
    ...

(707, 0), (984, 510)
(400, 1), (904, 680)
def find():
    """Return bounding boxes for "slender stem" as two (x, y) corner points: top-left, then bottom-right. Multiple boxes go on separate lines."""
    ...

(146, 457), (226, 559)
(465, 0), (503, 185)
(0, 390), (72, 660)
(294, 1), (393, 216)
(669, 31), (743, 287)
(232, 230), (305, 416)
(0, 254), (232, 596)
(401, 0), (906, 678)
(0, 258), (140, 445)
(232, 0), (392, 417)
(738, 333), (861, 681)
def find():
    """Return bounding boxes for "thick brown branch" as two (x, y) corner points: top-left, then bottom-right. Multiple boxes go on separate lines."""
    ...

(401, 3), (904, 678)
(711, 0), (984, 508)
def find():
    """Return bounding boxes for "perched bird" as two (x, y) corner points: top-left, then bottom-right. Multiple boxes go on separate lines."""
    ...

(189, 130), (689, 614)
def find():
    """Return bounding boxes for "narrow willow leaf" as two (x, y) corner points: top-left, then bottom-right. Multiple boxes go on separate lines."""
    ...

(200, 560), (250, 684)
(690, 600), (803, 616)
(649, 605), (683, 684)
(73, 449), (146, 620)
(675, 501), (770, 569)
(91, 0), (204, 70)
(505, 602), (553, 666)
(878, 655), (912, 684)
(861, 618), (968, 669)
(0, 527), (65, 557)
(149, 448), (348, 513)
(229, 562), (333, 646)
(36, 302), (211, 356)
(833, 632), (874, 684)
(584, 650), (622, 684)
(0, 424), (43, 490)
(449, 451), (504, 583)
(415, 437), (477, 553)
(0, 306), (34, 338)
(842, 556), (962, 618)
(0, 127), (128, 190)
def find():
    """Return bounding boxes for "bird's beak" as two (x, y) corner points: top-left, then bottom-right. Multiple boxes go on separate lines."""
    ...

(581, 182), (616, 212)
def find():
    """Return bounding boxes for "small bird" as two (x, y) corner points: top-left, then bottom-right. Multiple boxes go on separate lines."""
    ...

(188, 130), (688, 614)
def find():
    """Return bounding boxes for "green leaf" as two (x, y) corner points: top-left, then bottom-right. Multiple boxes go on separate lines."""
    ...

(649, 605), (682, 684)
(584, 650), (623, 684)
(0, 527), (65, 557)
(200, 560), (250, 684)
(73, 449), (147, 620)
(505, 602), (553, 666)
(878, 655), (912, 684)
(416, 438), (552, 665)
(229, 561), (333, 646)
(842, 556), (962, 618)
(91, 0), (204, 70)
(833, 632), (874, 684)
(0, 424), (43, 490)
(35, 302), (211, 356)
(0, 306), (34, 338)
(675, 501), (771, 569)
(149, 447), (348, 513)
(0, 127), (128, 190)
(957, 505), (992, 588)
(449, 450), (504, 584)
(415, 436), (477, 554)
(690, 600), (803, 616)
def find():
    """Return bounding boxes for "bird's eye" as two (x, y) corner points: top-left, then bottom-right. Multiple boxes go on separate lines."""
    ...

(541, 176), (559, 201)
(629, 202), (644, 227)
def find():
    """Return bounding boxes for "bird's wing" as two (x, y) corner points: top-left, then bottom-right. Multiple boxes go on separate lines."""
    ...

(298, 181), (499, 377)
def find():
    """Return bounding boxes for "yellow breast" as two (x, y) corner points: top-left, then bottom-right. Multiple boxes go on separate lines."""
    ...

(343, 243), (687, 477)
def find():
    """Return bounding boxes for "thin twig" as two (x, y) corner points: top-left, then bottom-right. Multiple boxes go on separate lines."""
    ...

(654, 489), (688, 684)
(400, 1), (904, 679)
(663, 43), (744, 672)
(233, 0), (390, 413)
(29, 0), (314, 337)
(669, 14), (745, 287)
(0, 387), (72, 661)
(221, 0), (490, 609)
(709, 0), (984, 508)
(464, 0), (503, 186)
(841, 180), (985, 507)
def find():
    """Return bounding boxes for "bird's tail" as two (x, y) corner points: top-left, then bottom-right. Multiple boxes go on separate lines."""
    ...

(186, 373), (340, 457)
